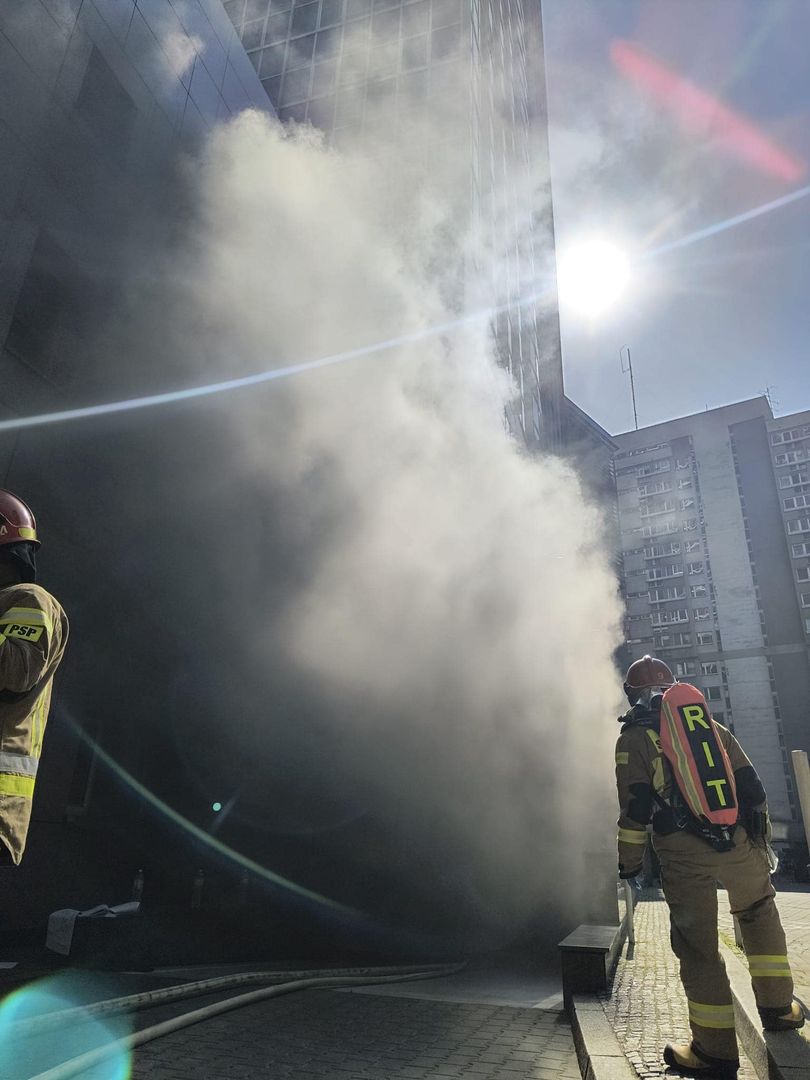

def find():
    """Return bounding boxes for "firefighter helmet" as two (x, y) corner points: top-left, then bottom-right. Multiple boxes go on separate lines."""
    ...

(0, 490), (39, 547)
(624, 654), (675, 692)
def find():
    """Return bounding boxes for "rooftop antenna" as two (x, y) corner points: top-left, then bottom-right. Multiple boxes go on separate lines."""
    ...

(762, 385), (779, 413)
(619, 345), (638, 430)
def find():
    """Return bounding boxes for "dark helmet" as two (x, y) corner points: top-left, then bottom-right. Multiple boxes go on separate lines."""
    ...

(623, 654), (675, 705)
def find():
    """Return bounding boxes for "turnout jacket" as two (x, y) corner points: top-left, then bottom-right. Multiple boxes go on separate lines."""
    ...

(0, 582), (68, 865)
(615, 699), (766, 878)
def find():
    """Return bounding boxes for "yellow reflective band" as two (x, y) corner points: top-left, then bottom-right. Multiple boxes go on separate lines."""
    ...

(0, 773), (35, 798)
(618, 828), (647, 845)
(616, 752), (629, 765)
(0, 606), (52, 630)
(646, 728), (662, 753)
(652, 755), (665, 793)
(18, 527), (36, 540)
(688, 1000), (736, 1029)
(747, 955), (790, 964)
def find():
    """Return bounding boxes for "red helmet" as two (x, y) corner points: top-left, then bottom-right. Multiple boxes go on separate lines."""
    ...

(0, 490), (39, 547)
(624, 654), (675, 692)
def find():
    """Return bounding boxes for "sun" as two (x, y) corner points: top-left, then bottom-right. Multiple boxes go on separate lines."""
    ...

(557, 237), (632, 318)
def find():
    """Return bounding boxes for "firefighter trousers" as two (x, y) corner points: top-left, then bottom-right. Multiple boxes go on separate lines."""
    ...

(653, 825), (794, 1065)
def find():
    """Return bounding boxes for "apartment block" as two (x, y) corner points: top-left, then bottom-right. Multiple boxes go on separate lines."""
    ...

(614, 398), (810, 843)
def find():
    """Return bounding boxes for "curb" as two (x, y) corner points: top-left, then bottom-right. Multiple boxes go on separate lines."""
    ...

(570, 995), (637, 1080)
(719, 939), (810, 1080)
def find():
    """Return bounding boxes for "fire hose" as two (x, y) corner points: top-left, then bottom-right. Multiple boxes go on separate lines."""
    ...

(14, 962), (464, 1080)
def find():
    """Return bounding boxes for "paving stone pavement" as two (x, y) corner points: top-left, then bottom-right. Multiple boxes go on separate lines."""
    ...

(128, 988), (582, 1080)
(599, 893), (758, 1080)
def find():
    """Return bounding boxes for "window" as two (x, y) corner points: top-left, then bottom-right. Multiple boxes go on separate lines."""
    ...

(676, 458), (691, 469)
(694, 607), (711, 620)
(678, 478), (693, 490)
(651, 609), (689, 626)
(320, 0), (343, 24)
(688, 561), (704, 575)
(674, 660), (697, 677)
(639, 480), (672, 497)
(780, 472), (809, 488)
(797, 567), (810, 582)
(644, 543), (681, 559)
(680, 498), (695, 510)
(801, 593), (810, 608)
(656, 631), (692, 648)
(637, 460), (671, 477)
(4, 232), (89, 386)
(646, 564), (683, 581)
(772, 425), (810, 445)
(691, 584), (708, 598)
(697, 631), (714, 646)
(685, 540), (701, 553)
(712, 712), (725, 725)
(806, 617), (810, 634)
(775, 451), (806, 466)
(785, 495), (810, 511)
(75, 47), (136, 163)
(291, 2), (319, 34)
(787, 517), (810, 535)
(792, 543), (810, 557)
(706, 686), (722, 701)
(640, 500), (677, 518)
(649, 586), (686, 603)
(683, 518), (699, 531)
(701, 662), (719, 675)
(642, 521), (680, 538)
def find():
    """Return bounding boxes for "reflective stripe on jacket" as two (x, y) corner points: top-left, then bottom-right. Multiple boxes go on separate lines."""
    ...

(0, 582), (68, 865)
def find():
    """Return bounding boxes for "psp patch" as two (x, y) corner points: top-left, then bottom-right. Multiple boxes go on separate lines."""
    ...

(2, 623), (44, 642)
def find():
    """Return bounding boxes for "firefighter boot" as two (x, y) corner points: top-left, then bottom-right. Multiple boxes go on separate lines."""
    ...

(663, 1042), (739, 1079)
(758, 998), (806, 1032)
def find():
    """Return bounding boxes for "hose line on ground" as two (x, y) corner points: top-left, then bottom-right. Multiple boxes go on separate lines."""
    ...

(22, 965), (464, 1080)
(9, 962), (458, 1036)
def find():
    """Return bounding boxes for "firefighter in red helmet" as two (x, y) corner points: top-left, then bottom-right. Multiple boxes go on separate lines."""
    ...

(615, 655), (804, 1078)
(0, 490), (68, 866)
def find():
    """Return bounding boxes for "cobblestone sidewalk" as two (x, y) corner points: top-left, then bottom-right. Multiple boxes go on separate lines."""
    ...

(129, 988), (581, 1080)
(599, 894), (757, 1080)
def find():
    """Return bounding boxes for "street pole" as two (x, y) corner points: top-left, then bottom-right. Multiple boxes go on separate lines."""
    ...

(790, 751), (810, 865)
(620, 345), (639, 431)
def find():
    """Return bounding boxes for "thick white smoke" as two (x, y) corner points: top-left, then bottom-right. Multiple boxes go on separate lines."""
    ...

(153, 99), (624, 940)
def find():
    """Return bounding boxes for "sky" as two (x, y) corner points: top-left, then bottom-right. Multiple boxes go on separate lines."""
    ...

(542, 0), (810, 435)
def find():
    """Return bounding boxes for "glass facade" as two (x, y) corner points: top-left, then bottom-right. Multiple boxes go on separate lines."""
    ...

(225, 0), (564, 451)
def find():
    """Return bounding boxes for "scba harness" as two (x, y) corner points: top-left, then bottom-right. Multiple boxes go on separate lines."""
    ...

(658, 683), (739, 852)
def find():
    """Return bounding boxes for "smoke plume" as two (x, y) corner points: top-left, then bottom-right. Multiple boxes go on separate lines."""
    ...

(45, 29), (624, 950)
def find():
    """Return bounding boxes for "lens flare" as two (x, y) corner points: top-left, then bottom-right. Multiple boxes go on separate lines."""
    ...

(0, 974), (131, 1079)
(611, 39), (805, 183)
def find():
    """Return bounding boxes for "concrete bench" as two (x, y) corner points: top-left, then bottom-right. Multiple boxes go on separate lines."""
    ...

(558, 924), (622, 1008)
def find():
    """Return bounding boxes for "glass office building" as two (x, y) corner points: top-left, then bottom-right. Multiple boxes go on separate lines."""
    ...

(225, 0), (564, 451)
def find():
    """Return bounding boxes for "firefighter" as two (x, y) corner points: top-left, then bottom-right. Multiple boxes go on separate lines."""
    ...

(0, 490), (68, 867)
(615, 655), (803, 1079)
